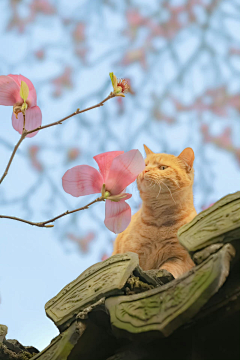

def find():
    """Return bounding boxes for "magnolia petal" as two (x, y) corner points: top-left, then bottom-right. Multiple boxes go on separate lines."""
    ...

(106, 149), (145, 195)
(93, 151), (124, 182)
(8, 74), (37, 107)
(0, 75), (21, 105)
(20, 81), (29, 102)
(12, 106), (42, 138)
(107, 192), (132, 201)
(109, 72), (118, 90)
(104, 199), (131, 234)
(62, 165), (103, 197)
(121, 192), (132, 200)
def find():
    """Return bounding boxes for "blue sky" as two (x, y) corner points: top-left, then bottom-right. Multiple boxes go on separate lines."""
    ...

(0, 0), (240, 350)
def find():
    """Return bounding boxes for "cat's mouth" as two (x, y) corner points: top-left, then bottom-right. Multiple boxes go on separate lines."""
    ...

(137, 173), (155, 191)
(139, 172), (155, 182)
(137, 172), (145, 182)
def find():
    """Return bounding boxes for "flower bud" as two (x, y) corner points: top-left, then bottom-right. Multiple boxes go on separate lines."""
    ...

(109, 72), (130, 97)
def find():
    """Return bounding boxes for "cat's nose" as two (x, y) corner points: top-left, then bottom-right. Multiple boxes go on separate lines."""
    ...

(144, 169), (149, 173)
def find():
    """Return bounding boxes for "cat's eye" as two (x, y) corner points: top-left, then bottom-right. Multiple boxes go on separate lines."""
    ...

(159, 165), (168, 170)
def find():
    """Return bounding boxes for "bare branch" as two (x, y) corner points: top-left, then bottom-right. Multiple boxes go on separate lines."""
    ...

(0, 93), (115, 185)
(26, 93), (115, 135)
(0, 196), (104, 228)
(0, 130), (28, 184)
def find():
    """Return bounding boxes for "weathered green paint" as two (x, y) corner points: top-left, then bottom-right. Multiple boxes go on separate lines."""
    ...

(125, 276), (154, 295)
(105, 244), (235, 338)
(178, 191), (240, 253)
(134, 267), (174, 286)
(45, 252), (139, 331)
(193, 243), (223, 264)
(31, 321), (85, 360)
(0, 325), (8, 342)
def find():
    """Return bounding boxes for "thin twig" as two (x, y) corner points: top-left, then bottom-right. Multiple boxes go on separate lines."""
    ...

(0, 130), (28, 184)
(0, 93), (115, 184)
(26, 93), (114, 135)
(0, 196), (104, 228)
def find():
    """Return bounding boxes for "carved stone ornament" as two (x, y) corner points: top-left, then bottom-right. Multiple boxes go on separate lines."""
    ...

(45, 252), (139, 330)
(193, 243), (224, 264)
(178, 191), (240, 253)
(105, 244), (235, 339)
(31, 321), (86, 360)
(0, 325), (8, 344)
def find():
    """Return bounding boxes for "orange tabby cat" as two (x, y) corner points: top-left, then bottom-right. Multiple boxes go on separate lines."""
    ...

(112, 145), (197, 278)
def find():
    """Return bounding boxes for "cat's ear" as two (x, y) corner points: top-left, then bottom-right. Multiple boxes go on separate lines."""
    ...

(178, 147), (194, 172)
(143, 144), (154, 156)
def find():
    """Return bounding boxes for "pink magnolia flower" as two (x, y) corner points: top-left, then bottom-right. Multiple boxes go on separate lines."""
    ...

(62, 150), (145, 234)
(0, 74), (42, 138)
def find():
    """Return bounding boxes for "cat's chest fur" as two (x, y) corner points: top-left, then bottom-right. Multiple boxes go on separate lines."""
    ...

(113, 207), (196, 271)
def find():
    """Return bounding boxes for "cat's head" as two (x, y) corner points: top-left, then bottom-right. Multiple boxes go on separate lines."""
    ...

(137, 145), (195, 199)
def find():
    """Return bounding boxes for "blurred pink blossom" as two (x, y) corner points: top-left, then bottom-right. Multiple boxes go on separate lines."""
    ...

(201, 124), (234, 147)
(28, 145), (43, 172)
(153, 108), (175, 124)
(201, 202), (215, 211)
(8, 0), (56, 32)
(7, 11), (28, 33)
(101, 253), (109, 261)
(67, 232), (95, 253)
(201, 125), (240, 165)
(124, 1), (222, 43)
(52, 67), (73, 97)
(172, 87), (240, 117)
(126, 9), (146, 27)
(67, 147), (81, 162)
(74, 47), (88, 63)
(120, 48), (147, 69)
(124, 9), (148, 40)
(71, 23), (88, 62)
(35, 49), (45, 60)
(30, 0), (56, 15)
(235, 149), (240, 166)
(73, 23), (86, 43)
(229, 48), (240, 56)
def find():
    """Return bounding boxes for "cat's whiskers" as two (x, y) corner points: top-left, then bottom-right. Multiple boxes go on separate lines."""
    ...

(150, 181), (158, 190)
(156, 180), (162, 198)
(146, 179), (156, 190)
(170, 178), (180, 189)
(160, 180), (176, 205)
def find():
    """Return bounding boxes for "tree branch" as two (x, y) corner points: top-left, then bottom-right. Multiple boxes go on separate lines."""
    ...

(0, 130), (28, 184)
(0, 92), (115, 185)
(26, 92), (115, 135)
(0, 196), (104, 228)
